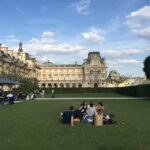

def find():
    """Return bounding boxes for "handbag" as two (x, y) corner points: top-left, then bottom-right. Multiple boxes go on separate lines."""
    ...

(94, 114), (103, 126)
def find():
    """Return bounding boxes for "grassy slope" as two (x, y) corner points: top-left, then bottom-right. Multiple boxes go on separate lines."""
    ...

(0, 99), (150, 150)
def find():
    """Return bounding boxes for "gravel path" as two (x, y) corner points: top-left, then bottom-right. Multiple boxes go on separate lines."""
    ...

(35, 97), (148, 100)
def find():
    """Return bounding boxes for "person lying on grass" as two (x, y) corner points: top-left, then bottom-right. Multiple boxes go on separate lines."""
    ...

(61, 106), (80, 127)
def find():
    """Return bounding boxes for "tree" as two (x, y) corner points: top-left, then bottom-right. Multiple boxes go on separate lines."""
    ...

(143, 56), (150, 79)
(108, 70), (126, 86)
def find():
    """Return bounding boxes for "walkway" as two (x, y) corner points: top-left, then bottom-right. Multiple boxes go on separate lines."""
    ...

(35, 97), (148, 100)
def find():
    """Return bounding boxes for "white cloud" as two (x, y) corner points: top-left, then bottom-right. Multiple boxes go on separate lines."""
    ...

(9, 31), (85, 62)
(127, 6), (150, 18)
(116, 59), (139, 64)
(30, 38), (40, 43)
(106, 59), (140, 76)
(42, 31), (55, 38)
(40, 31), (56, 43)
(103, 49), (144, 58)
(74, 0), (92, 15)
(126, 6), (150, 40)
(107, 59), (139, 66)
(24, 42), (85, 54)
(132, 26), (150, 40)
(36, 55), (54, 63)
(82, 27), (104, 44)
(6, 35), (19, 43)
(104, 49), (142, 76)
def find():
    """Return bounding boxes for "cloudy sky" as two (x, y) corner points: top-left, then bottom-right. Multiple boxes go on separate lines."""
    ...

(0, 0), (150, 77)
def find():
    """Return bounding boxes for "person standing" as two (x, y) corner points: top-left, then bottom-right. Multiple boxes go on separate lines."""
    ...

(51, 89), (55, 98)
(42, 89), (45, 97)
(0, 89), (4, 106)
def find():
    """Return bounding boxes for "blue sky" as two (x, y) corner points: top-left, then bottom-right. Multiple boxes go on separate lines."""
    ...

(0, 0), (150, 77)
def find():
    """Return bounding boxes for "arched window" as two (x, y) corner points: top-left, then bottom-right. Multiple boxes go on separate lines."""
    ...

(72, 83), (76, 88)
(78, 83), (82, 88)
(60, 83), (64, 88)
(66, 83), (70, 88)
(94, 83), (98, 88)
(48, 83), (52, 88)
(54, 83), (57, 88)
(42, 83), (46, 88)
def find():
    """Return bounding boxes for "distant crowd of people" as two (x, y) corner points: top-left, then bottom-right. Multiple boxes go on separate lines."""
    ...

(0, 88), (45, 106)
(61, 101), (116, 126)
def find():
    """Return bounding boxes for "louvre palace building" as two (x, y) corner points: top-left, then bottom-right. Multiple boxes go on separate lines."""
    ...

(0, 43), (107, 88)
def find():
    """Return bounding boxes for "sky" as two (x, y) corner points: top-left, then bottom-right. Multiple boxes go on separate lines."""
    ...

(0, 0), (150, 77)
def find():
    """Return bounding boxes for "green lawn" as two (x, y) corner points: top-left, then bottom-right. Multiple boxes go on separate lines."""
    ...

(0, 98), (150, 150)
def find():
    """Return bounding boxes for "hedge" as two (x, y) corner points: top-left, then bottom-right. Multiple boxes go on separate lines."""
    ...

(13, 86), (38, 94)
(45, 84), (150, 97)
(116, 84), (150, 97)
(44, 87), (117, 94)
(13, 84), (150, 97)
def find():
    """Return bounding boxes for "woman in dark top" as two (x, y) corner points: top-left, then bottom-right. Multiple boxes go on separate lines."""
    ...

(79, 101), (88, 116)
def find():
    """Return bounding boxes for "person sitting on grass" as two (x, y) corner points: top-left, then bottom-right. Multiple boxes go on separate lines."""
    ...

(82, 102), (96, 123)
(79, 100), (88, 116)
(61, 106), (80, 127)
(92, 102), (105, 126)
(96, 102), (104, 115)
(95, 102), (117, 125)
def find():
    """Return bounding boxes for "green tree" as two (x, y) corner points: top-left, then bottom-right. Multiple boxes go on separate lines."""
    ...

(108, 70), (127, 86)
(143, 56), (150, 79)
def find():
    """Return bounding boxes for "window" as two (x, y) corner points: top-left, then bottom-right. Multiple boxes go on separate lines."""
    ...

(60, 83), (64, 88)
(78, 83), (82, 88)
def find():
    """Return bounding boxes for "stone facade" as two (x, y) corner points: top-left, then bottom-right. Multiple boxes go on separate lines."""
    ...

(0, 43), (107, 88)
(0, 43), (38, 79)
(38, 52), (107, 88)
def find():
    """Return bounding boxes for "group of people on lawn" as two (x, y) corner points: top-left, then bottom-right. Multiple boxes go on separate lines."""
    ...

(61, 101), (116, 126)
(0, 88), (45, 106)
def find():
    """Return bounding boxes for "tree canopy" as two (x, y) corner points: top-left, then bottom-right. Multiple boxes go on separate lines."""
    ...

(108, 70), (127, 85)
(143, 56), (150, 79)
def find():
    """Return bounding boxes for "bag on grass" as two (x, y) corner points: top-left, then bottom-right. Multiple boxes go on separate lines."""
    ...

(94, 114), (103, 126)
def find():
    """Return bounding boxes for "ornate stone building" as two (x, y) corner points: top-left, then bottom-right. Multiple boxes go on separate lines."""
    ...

(0, 43), (38, 79)
(0, 43), (107, 88)
(38, 52), (107, 88)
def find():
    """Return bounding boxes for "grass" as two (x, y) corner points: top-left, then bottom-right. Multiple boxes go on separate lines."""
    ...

(0, 97), (150, 150)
